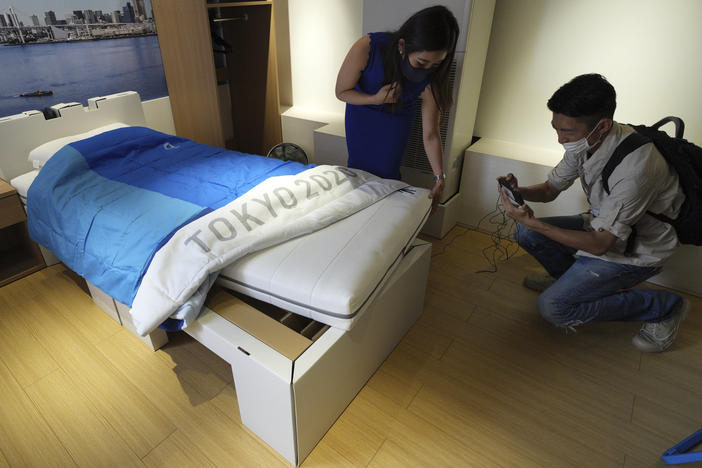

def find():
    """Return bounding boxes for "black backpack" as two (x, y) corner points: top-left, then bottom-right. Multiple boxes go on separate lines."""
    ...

(601, 117), (702, 246)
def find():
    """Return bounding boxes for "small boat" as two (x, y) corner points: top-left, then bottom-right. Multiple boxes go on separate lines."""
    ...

(20, 90), (53, 97)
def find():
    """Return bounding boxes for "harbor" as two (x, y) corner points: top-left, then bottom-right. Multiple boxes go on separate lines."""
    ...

(0, 3), (156, 45)
(0, 22), (157, 46)
(0, 35), (167, 118)
(0, 1), (166, 118)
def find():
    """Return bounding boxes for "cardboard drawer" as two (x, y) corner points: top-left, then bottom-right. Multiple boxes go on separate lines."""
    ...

(206, 288), (329, 358)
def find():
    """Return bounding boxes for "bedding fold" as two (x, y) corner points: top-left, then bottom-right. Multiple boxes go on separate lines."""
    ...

(129, 166), (407, 335)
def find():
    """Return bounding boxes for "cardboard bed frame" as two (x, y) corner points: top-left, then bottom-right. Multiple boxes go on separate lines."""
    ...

(0, 92), (433, 465)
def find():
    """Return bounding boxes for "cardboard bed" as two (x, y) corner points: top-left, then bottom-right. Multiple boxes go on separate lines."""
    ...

(1, 91), (432, 465)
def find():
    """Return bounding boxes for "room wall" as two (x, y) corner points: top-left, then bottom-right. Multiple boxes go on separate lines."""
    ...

(474, 0), (702, 163)
(287, 0), (363, 115)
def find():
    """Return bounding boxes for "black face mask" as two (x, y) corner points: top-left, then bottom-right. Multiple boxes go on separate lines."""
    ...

(401, 55), (433, 83)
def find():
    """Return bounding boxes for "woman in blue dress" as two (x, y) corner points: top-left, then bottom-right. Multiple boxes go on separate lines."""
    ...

(335, 6), (459, 212)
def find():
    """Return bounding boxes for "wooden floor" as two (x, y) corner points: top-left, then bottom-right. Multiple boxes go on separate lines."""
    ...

(0, 226), (700, 467)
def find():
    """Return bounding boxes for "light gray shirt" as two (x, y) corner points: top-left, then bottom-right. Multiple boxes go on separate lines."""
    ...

(548, 122), (685, 266)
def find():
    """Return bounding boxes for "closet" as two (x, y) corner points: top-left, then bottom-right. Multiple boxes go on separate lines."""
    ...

(152, 0), (281, 155)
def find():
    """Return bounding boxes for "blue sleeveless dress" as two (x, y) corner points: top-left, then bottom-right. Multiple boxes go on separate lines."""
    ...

(345, 32), (431, 180)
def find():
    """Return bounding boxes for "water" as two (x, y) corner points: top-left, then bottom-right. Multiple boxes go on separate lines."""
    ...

(0, 35), (168, 118)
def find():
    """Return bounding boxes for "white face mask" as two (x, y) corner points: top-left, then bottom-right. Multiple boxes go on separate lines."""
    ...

(562, 120), (604, 154)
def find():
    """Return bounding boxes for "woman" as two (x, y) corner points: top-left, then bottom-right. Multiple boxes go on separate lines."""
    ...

(335, 6), (459, 212)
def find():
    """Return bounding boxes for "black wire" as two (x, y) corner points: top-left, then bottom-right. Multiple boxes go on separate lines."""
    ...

(431, 228), (469, 258)
(474, 193), (520, 273)
(431, 193), (520, 271)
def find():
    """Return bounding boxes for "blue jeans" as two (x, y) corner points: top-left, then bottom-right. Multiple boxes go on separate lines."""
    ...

(514, 215), (682, 327)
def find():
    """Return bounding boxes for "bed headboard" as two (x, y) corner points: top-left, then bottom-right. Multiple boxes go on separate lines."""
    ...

(0, 91), (147, 182)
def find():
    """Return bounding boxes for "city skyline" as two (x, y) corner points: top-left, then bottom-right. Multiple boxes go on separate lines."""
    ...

(0, 1), (153, 25)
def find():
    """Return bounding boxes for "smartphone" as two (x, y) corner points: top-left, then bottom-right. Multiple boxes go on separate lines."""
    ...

(498, 179), (525, 206)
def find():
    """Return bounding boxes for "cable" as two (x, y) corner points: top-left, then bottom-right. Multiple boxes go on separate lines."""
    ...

(474, 193), (520, 273)
(431, 228), (469, 258)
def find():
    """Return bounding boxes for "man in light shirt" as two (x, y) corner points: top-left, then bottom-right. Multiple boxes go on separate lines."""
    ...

(498, 73), (689, 353)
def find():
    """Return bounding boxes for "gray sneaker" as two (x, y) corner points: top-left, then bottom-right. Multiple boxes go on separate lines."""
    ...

(632, 299), (690, 353)
(522, 273), (556, 292)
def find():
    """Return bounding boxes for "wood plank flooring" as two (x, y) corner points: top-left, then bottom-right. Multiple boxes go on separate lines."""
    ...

(0, 226), (700, 467)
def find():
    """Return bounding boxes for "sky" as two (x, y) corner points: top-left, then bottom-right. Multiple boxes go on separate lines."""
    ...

(0, 0), (153, 24)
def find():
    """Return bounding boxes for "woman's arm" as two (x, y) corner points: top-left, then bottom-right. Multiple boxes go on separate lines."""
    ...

(420, 85), (445, 211)
(335, 35), (399, 106)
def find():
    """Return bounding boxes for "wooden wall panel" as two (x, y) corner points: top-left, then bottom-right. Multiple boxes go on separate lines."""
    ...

(152, 0), (225, 147)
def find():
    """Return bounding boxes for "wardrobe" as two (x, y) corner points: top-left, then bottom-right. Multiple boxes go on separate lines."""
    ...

(152, 0), (282, 155)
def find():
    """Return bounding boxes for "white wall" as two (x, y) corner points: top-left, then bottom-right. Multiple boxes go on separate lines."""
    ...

(288, 0), (363, 115)
(363, 0), (472, 53)
(473, 0), (702, 163)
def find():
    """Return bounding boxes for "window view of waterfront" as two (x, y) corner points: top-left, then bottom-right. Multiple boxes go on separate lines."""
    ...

(0, 1), (168, 118)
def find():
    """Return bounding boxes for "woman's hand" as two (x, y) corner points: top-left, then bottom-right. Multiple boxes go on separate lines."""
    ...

(373, 82), (400, 105)
(428, 178), (445, 215)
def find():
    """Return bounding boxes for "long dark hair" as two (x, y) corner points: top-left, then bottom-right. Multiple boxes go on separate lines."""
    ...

(382, 5), (459, 112)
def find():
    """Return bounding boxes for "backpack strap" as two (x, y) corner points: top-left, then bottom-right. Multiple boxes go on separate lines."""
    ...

(600, 131), (651, 257)
(601, 132), (651, 194)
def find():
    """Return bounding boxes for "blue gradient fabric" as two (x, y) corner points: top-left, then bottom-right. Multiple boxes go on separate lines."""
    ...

(27, 126), (311, 306)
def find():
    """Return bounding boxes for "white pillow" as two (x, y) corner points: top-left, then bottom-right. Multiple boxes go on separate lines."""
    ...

(28, 122), (129, 169)
(10, 170), (39, 202)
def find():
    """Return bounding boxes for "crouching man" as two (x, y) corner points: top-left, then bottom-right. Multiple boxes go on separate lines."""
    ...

(499, 73), (689, 353)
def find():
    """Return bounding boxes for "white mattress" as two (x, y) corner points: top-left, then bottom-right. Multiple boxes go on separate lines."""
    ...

(216, 187), (432, 330)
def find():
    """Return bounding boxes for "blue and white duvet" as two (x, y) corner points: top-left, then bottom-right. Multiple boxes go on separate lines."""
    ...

(27, 126), (407, 335)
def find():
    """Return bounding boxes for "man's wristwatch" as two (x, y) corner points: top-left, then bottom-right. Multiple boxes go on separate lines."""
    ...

(433, 172), (446, 182)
